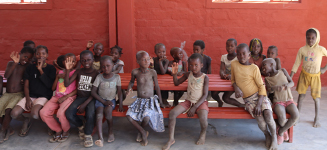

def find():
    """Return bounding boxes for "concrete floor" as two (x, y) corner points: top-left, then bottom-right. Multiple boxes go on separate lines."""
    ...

(1, 90), (327, 150)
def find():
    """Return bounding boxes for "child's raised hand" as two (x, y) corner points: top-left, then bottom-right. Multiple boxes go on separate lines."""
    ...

(159, 56), (167, 62)
(65, 57), (74, 70)
(149, 57), (154, 65)
(86, 40), (94, 49)
(171, 62), (178, 75)
(37, 57), (46, 70)
(126, 88), (133, 96)
(10, 51), (20, 63)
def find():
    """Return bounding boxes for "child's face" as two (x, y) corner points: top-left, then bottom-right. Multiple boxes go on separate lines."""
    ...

(101, 59), (114, 75)
(237, 47), (250, 64)
(173, 48), (183, 60)
(110, 48), (120, 62)
(93, 45), (104, 57)
(306, 32), (317, 47)
(252, 42), (261, 55)
(80, 53), (94, 69)
(155, 46), (166, 59)
(35, 48), (48, 60)
(267, 48), (277, 59)
(189, 58), (203, 74)
(226, 41), (236, 54)
(19, 52), (33, 65)
(138, 53), (150, 68)
(261, 60), (273, 76)
(193, 45), (204, 55)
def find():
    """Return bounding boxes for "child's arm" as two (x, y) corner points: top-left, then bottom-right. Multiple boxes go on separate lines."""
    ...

(231, 62), (243, 98)
(275, 58), (282, 70)
(158, 57), (169, 75)
(117, 85), (124, 112)
(86, 40), (94, 50)
(172, 62), (189, 86)
(219, 61), (227, 80)
(126, 70), (136, 96)
(24, 80), (33, 111)
(77, 96), (93, 114)
(53, 60), (65, 70)
(112, 65), (123, 74)
(187, 75), (209, 117)
(207, 62), (212, 74)
(58, 89), (77, 104)
(152, 70), (170, 108)
(4, 52), (20, 79)
(253, 67), (267, 117)
(91, 86), (113, 106)
(52, 74), (60, 91)
(64, 57), (78, 87)
(281, 68), (294, 89)
(290, 49), (303, 78)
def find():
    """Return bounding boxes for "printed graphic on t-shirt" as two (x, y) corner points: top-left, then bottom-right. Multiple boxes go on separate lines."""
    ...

(78, 75), (92, 91)
(305, 51), (317, 62)
(58, 78), (66, 93)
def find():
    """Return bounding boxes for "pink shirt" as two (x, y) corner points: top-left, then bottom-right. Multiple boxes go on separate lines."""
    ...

(55, 70), (76, 98)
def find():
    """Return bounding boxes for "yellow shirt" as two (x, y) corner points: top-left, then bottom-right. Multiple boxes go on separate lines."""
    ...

(93, 61), (100, 71)
(231, 61), (266, 98)
(292, 28), (327, 74)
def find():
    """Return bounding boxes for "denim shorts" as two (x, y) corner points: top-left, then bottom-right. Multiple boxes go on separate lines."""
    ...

(95, 99), (116, 109)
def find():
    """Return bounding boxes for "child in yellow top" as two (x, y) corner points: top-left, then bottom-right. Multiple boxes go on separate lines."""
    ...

(290, 28), (327, 128)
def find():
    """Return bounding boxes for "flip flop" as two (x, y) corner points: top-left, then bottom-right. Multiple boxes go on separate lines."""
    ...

(19, 121), (32, 137)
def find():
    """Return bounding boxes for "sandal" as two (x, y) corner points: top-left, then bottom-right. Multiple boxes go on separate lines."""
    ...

(49, 134), (61, 143)
(84, 135), (94, 147)
(78, 126), (85, 140)
(19, 121), (32, 137)
(58, 133), (70, 143)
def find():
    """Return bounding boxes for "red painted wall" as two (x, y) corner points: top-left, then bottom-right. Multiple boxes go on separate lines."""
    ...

(0, 0), (109, 69)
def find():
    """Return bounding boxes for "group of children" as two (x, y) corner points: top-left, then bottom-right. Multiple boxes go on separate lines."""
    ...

(0, 28), (325, 150)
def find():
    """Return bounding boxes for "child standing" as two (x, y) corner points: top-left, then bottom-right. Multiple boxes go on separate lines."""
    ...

(262, 58), (299, 145)
(168, 47), (186, 106)
(163, 53), (209, 150)
(64, 50), (99, 147)
(126, 51), (168, 146)
(212, 38), (244, 107)
(0, 47), (34, 143)
(266, 46), (281, 70)
(11, 45), (56, 137)
(150, 43), (169, 105)
(91, 56), (124, 147)
(290, 28), (327, 128)
(110, 45), (124, 73)
(249, 38), (266, 69)
(231, 43), (277, 150)
(86, 40), (104, 71)
(40, 53), (78, 143)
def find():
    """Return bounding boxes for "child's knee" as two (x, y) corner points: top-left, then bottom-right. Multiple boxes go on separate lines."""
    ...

(31, 112), (40, 120)
(104, 114), (112, 121)
(96, 113), (104, 120)
(263, 110), (274, 123)
(169, 111), (179, 119)
(10, 111), (19, 119)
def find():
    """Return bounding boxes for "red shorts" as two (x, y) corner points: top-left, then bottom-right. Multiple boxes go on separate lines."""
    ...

(272, 99), (296, 109)
(179, 100), (209, 113)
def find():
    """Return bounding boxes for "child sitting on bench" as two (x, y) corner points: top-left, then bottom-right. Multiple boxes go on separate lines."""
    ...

(231, 43), (277, 150)
(262, 58), (299, 145)
(163, 53), (209, 150)
(126, 51), (169, 146)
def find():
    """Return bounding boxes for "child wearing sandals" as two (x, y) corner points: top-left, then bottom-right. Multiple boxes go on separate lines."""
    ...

(0, 47), (34, 143)
(91, 56), (124, 147)
(11, 45), (57, 137)
(40, 53), (78, 143)
(64, 50), (99, 147)
(262, 58), (299, 145)
(163, 53), (209, 150)
(126, 51), (169, 146)
(212, 38), (244, 107)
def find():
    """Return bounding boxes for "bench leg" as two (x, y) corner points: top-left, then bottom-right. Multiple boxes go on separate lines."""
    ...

(288, 126), (293, 143)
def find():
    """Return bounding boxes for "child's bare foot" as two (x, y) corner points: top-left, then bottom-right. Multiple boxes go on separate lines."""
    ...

(4, 127), (14, 141)
(136, 133), (142, 142)
(140, 131), (149, 146)
(95, 139), (103, 147)
(196, 130), (206, 145)
(108, 133), (114, 143)
(162, 139), (175, 150)
(269, 140), (278, 150)
(264, 134), (272, 148)
(313, 117), (321, 128)
(0, 129), (6, 143)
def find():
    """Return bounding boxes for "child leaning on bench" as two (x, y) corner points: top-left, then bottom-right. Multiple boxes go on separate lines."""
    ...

(0, 47), (34, 143)
(231, 43), (277, 150)
(290, 28), (327, 128)
(163, 53), (209, 150)
(125, 51), (170, 146)
(262, 58), (299, 145)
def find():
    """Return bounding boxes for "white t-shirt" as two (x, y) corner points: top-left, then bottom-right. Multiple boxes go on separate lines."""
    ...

(221, 54), (238, 74)
(112, 59), (124, 73)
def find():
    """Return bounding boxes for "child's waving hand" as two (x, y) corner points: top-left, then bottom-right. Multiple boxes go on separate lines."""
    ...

(10, 51), (20, 63)
(86, 40), (94, 49)
(171, 62), (179, 75)
(65, 57), (74, 70)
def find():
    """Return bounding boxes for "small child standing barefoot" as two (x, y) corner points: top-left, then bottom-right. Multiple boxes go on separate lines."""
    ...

(262, 58), (299, 145)
(266, 46), (281, 70)
(163, 53), (209, 150)
(40, 53), (78, 143)
(110, 45), (124, 73)
(126, 51), (169, 146)
(91, 56), (124, 147)
(0, 47), (34, 143)
(290, 28), (327, 128)
(232, 44), (277, 150)
(11, 45), (56, 137)
(249, 38), (266, 69)
(168, 47), (186, 106)
(212, 38), (244, 107)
